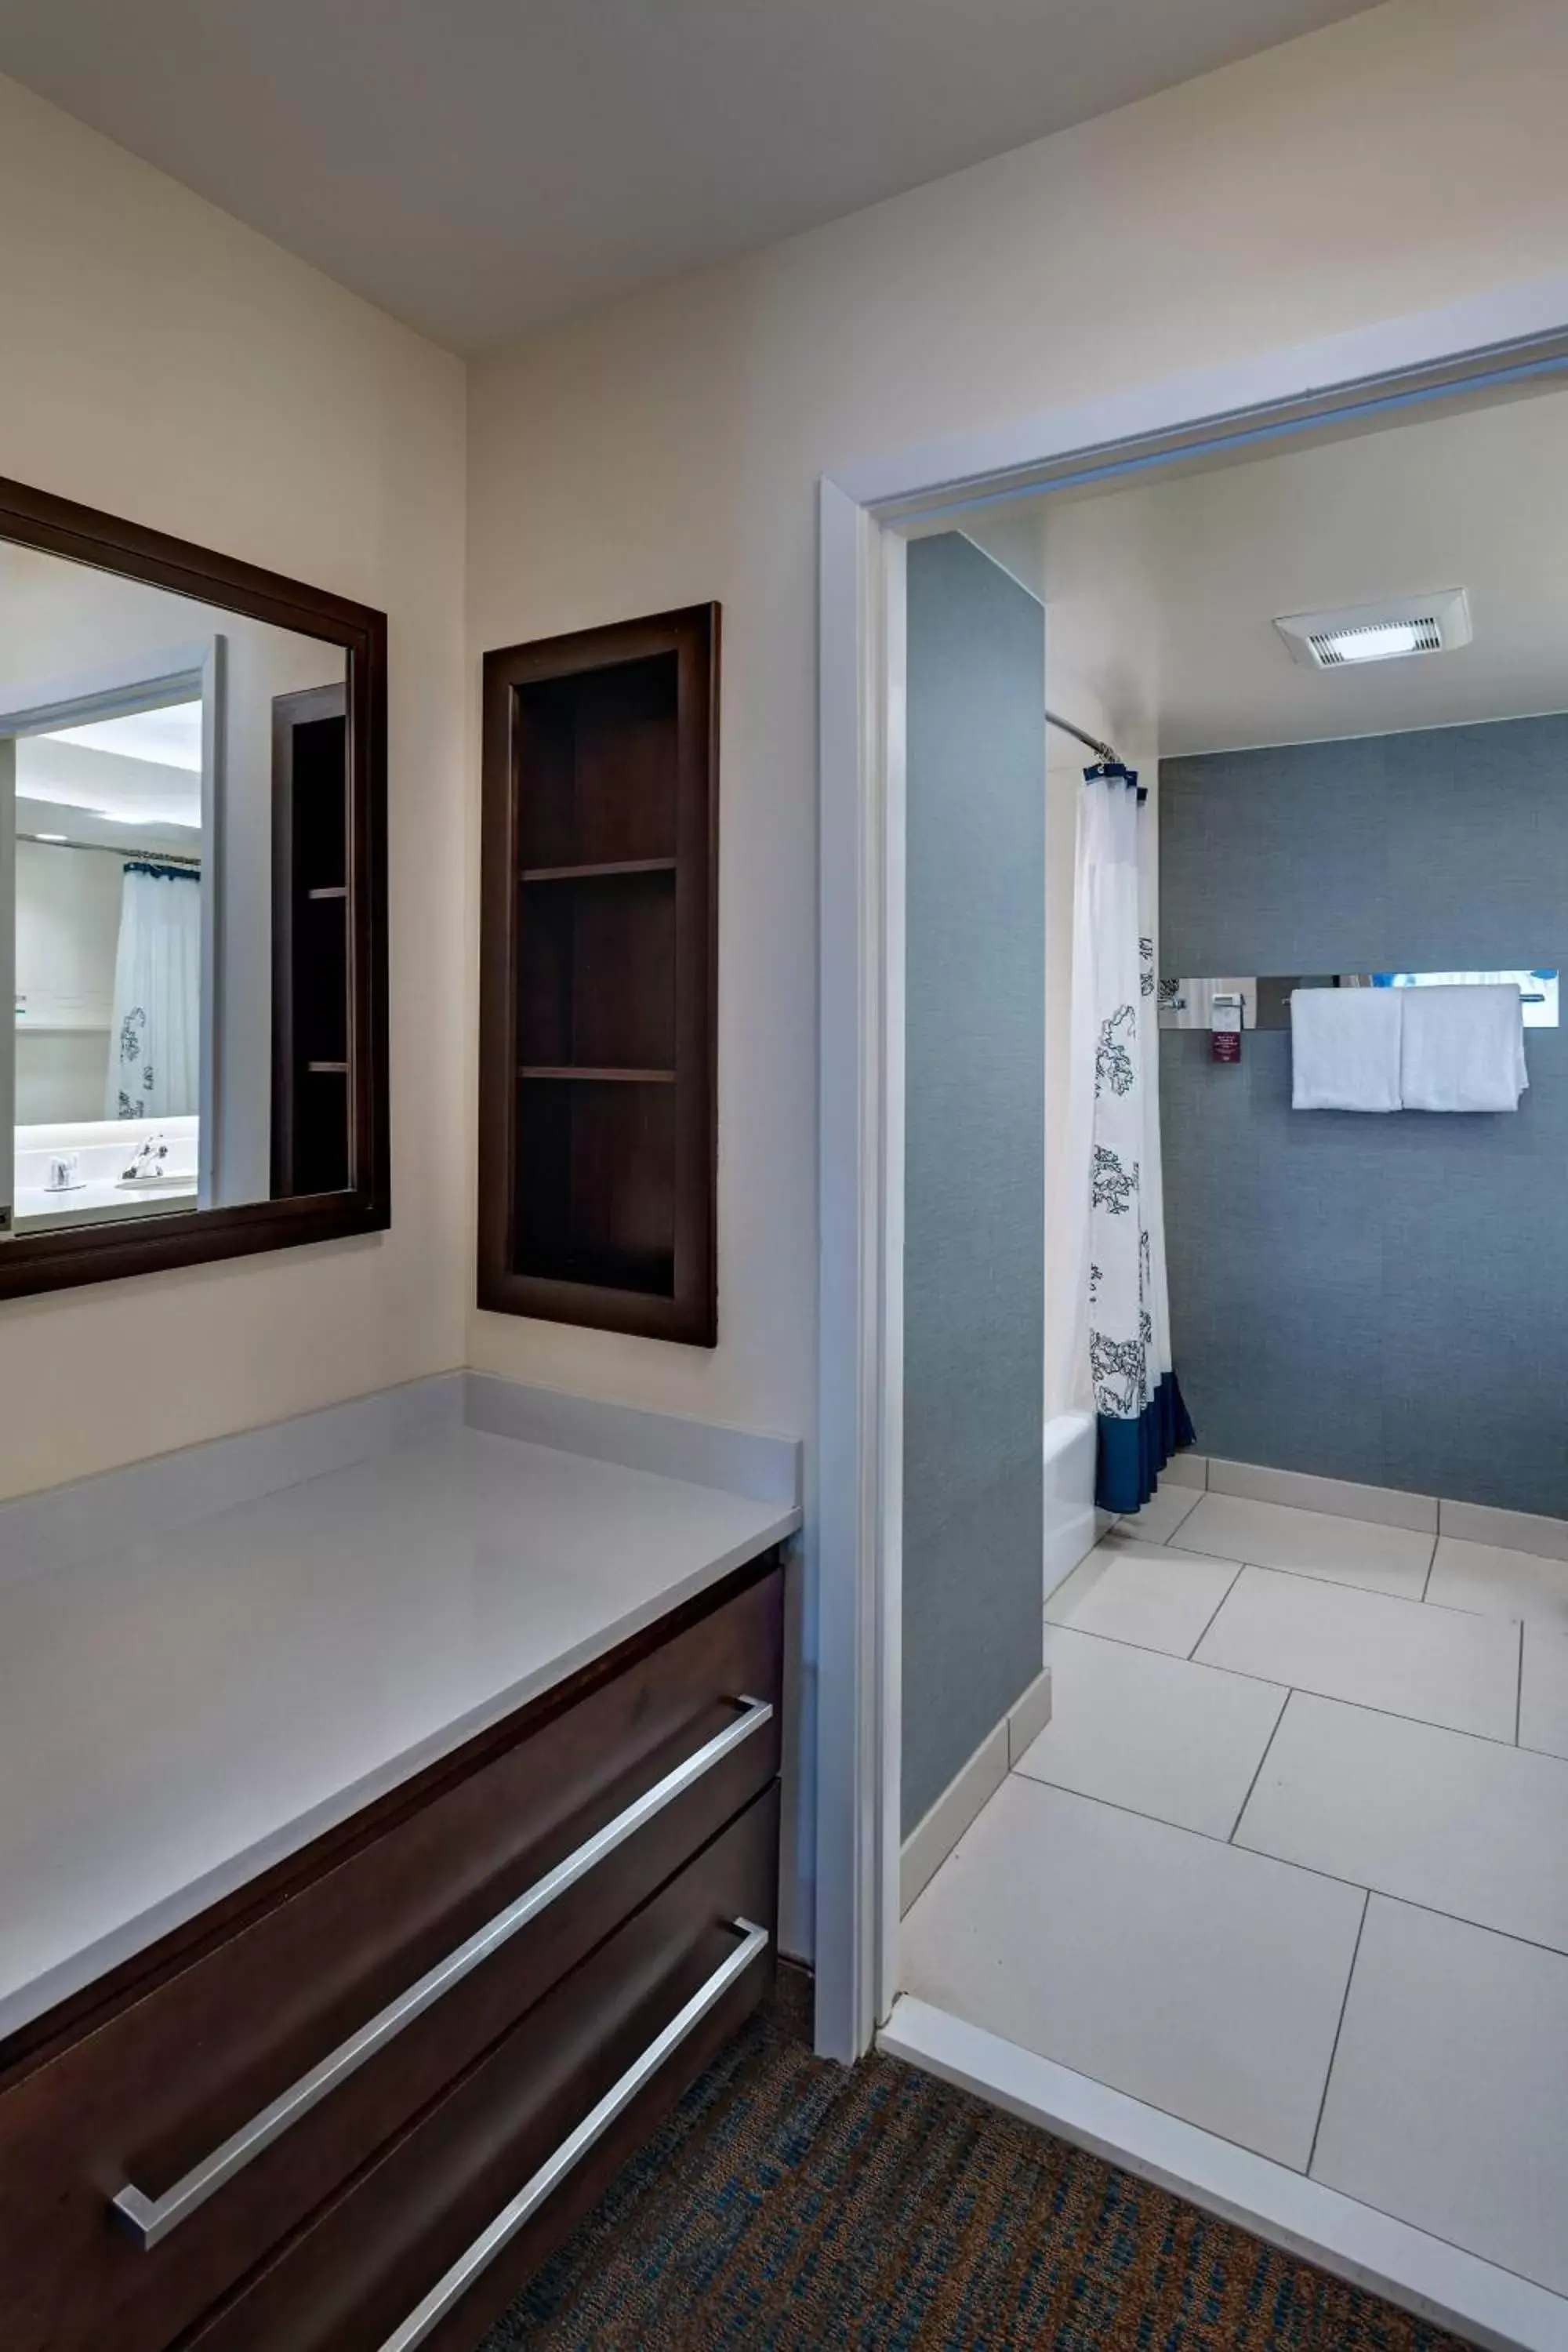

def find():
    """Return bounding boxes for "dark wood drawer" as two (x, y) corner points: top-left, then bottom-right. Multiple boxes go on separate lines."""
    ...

(0, 1558), (782, 2352)
(188, 1785), (779, 2352)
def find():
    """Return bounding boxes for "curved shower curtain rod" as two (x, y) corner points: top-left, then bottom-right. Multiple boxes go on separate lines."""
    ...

(1045, 707), (1120, 767)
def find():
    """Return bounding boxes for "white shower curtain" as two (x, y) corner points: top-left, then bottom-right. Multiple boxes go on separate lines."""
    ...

(1055, 764), (1192, 1511)
(106, 862), (201, 1120)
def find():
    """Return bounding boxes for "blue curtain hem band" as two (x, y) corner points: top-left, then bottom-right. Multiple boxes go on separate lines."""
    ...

(1095, 1373), (1196, 1515)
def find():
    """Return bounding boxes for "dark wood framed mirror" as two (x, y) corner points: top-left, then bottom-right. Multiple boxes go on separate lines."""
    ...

(0, 470), (387, 1301)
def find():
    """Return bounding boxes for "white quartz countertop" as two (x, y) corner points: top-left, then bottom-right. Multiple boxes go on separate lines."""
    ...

(15, 1174), (197, 1229)
(0, 1427), (799, 2042)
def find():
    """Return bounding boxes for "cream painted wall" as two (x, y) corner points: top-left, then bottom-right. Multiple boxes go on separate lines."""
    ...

(465, 0), (1568, 1446)
(3, 0), (1568, 1489)
(0, 0), (1559, 1984)
(0, 72), (468, 1497)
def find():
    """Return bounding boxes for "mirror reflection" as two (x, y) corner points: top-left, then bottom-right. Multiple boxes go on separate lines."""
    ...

(0, 542), (349, 1234)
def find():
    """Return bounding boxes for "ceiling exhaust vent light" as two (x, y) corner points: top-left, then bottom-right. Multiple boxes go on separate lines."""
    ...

(1274, 589), (1472, 672)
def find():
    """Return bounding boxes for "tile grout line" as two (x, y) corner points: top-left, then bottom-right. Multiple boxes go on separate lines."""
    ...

(1052, 1616), (1292, 1693)
(1305, 1886), (1370, 2180)
(1248, 1675), (1535, 1755)
(1181, 1555), (1520, 1716)
(1008, 1773), (1373, 1900)
(1374, 1881), (1568, 1963)
(1183, 1559), (1249, 1660)
(1165, 1537), (1455, 1613)
(1007, 1767), (1568, 1968)
(1419, 1528), (1438, 1603)
(1170, 1545), (1526, 1632)
(1515, 1621), (1525, 1746)
(1058, 1606), (1534, 1751)
(1225, 1685), (1293, 1843)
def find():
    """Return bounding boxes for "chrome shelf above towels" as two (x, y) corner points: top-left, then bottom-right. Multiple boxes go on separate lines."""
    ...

(1157, 970), (1559, 1031)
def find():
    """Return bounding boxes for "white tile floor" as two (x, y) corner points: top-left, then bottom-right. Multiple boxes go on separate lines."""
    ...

(1237, 1693), (1568, 1953)
(1021, 1626), (1286, 1837)
(1520, 1624), (1568, 1760)
(1115, 1482), (1203, 1544)
(1174, 1491), (1434, 1598)
(1196, 1563), (1520, 1738)
(1428, 1534), (1568, 1632)
(1312, 1899), (1568, 2301)
(1045, 1536), (1240, 1656)
(899, 1774), (1364, 2168)
(902, 1478), (1568, 2311)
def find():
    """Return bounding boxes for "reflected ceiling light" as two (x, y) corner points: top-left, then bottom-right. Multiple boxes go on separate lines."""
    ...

(1275, 589), (1472, 671)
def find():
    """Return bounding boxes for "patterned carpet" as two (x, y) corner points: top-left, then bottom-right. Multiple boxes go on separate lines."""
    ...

(479, 1972), (1468, 2352)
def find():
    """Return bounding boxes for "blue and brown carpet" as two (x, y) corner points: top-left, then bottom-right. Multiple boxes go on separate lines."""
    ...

(482, 1973), (1466, 2351)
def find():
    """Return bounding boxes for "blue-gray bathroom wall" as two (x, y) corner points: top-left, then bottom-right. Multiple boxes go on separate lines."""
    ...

(1160, 713), (1568, 1515)
(902, 532), (1044, 1833)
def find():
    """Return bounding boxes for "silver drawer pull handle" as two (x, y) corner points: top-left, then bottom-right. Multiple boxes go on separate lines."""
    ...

(111, 1697), (773, 2249)
(379, 1917), (770, 2352)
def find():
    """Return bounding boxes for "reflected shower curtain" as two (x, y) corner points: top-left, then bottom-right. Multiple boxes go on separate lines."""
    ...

(1064, 764), (1193, 1512)
(106, 861), (201, 1119)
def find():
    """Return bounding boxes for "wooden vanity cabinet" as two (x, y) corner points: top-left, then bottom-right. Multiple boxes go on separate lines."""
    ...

(0, 1548), (783, 2352)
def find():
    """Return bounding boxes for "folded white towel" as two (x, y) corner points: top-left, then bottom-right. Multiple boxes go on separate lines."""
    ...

(1290, 986), (1403, 1112)
(1399, 982), (1526, 1112)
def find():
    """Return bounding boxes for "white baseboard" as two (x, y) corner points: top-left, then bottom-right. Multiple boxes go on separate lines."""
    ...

(1439, 1495), (1568, 1563)
(1201, 1454), (1568, 1553)
(1007, 1664), (1053, 1764)
(900, 1723), (1009, 1916)
(880, 1998), (1565, 2352)
(1208, 1457), (1435, 1534)
(1163, 1452), (1208, 1491)
(901, 1668), (1052, 1915)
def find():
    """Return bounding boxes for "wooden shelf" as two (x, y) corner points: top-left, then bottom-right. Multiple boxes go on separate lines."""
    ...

(273, 684), (352, 1198)
(520, 1065), (676, 1083)
(479, 605), (718, 1345)
(521, 858), (676, 884)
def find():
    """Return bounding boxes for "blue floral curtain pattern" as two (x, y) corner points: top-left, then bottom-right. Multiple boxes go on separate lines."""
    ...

(1080, 765), (1193, 1512)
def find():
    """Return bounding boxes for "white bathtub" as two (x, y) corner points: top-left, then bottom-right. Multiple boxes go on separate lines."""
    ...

(1044, 1409), (1099, 1599)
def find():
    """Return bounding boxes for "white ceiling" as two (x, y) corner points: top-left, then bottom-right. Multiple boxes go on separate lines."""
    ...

(0, 0), (1379, 352)
(16, 724), (202, 831)
(964, 379), (1568, 758)
(52, 704), (203, 774)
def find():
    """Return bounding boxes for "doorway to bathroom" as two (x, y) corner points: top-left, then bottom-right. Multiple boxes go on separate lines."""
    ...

(826, 305), (1568, 2352)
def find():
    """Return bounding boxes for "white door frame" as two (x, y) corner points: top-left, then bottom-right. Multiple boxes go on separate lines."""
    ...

(814, 267), (1568, 2064)
(0, 637), (227, 1216)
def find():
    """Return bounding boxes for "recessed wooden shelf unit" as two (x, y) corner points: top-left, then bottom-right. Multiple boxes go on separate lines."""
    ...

(479, 604), (718, 1341)
(271, 682), (352, 1199)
